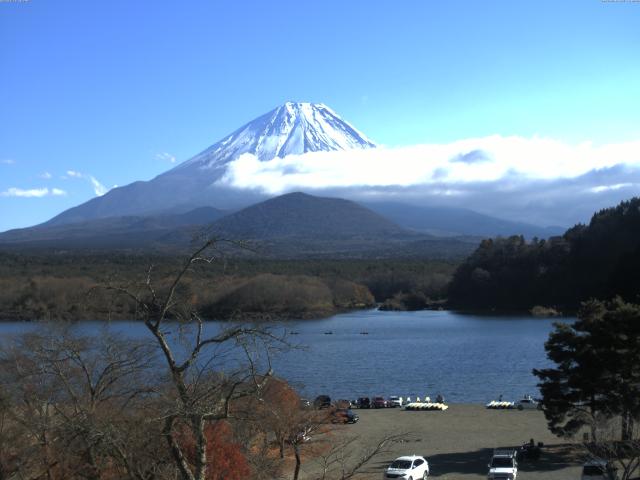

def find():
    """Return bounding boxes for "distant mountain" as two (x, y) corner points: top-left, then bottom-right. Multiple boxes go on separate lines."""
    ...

(0, 207), (226, 249)
(189, 192), (478, 259)
(209, 192), (404, 239)
(46, 102), (375, 226)
(363, 202), (564, 238)
(0, 193), (478, 259)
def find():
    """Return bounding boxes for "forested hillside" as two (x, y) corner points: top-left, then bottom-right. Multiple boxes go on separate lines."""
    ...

(448, 197), (640, 311)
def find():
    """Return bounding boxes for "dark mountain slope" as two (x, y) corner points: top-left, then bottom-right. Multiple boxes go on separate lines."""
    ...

(0, 207), (226, 249)
(210, 192), (406, 239)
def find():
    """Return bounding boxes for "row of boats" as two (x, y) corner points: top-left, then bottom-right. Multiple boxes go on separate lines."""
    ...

(404, 402), (449, 411)
(486, 395), (541, 410)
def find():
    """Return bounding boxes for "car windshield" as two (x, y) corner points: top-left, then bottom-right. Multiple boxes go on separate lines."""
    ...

(390, 460), (412, 469)
(491, 457), (513, 468)
(583, 465), (605, 475)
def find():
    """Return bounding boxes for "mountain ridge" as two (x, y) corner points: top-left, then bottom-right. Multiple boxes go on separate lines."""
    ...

(0, 192), (478, 259)
(45, 102), (375, 226)
(363, 201), (565, 238)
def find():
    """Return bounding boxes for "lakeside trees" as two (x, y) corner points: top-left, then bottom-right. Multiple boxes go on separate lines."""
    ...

(448, 197), (640, 311)
(535, 298), (640, 441)
(535, 298), (640, 480)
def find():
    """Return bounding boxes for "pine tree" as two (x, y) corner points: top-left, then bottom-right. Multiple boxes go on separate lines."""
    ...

(534, 298), (640, 441)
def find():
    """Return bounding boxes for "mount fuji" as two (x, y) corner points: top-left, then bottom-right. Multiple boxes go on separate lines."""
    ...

(46, 102), (376, 226)
(0, 102), (563, 254)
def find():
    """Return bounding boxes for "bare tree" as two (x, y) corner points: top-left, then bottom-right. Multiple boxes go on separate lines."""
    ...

(584, 414), (640, 480)
(103, 239), (284, 480)
(0, 328), (166, 480)
(311, 432), (411, 480)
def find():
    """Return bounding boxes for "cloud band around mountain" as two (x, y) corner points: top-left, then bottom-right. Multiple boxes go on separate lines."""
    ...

(217, 135), (640, 226)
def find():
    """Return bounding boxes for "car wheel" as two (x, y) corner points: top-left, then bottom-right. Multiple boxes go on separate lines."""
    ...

(423, 471), (427, 480)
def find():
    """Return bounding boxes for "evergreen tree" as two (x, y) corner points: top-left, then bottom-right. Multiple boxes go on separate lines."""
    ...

(534, 298), (640, 441)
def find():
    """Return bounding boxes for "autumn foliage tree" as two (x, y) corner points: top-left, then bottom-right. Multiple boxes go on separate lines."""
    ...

(177, 420), (251, 480)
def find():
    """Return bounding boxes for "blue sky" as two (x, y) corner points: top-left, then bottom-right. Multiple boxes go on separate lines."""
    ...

(1, 0), (639, 231)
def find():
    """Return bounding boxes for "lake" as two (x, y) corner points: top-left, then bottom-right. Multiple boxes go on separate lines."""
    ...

(0, 309), (568, 403)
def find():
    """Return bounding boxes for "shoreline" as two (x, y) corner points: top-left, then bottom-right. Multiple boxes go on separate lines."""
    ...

(0, 305), (570, 323)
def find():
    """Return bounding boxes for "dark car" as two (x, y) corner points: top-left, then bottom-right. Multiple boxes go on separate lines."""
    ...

(333, 408), (359, 424)
(372, 396), (387, 408)
(314, 395), (331, 409)
(357, 397), (371, 409)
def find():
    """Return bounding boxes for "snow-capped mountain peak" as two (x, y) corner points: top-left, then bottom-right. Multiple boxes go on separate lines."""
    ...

(175, 102), (376, 171)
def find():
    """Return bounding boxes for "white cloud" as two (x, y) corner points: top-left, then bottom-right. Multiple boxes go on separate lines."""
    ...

(51, 188), (67, 196)
(218, 136), (640, 194)
(1, 187), (51, 198)
(0, 159), (16, 165)
(65, 170), (110, 196)
(40, 171), (52, 179)
(216, 135), (640, 227)
(156, 152), (176, 163)
(589, 183), (634, 194)
(88, 176), (108, 196)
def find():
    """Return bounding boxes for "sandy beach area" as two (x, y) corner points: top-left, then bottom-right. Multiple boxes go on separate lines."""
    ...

(299, 404), (585, 480)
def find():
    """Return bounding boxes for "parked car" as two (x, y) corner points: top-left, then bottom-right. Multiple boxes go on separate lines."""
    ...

(314, 395), (331, 409)
(332, 408), (359, 424)
(357, 397), (371, 409)
(372, 396), (387, 408)
(581, 459), (618, 480)
(516, 394), (541, 410)
(383, 455), (429, 480)
(387, 396), (403, 408)
(487, 449), (518, 480)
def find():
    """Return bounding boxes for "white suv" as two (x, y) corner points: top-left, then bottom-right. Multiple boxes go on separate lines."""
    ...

(487, 449), (517, 480)
(384, 455), (429, 480)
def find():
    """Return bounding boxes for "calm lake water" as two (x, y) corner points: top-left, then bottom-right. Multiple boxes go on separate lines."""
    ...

(0, 309), (569, 403)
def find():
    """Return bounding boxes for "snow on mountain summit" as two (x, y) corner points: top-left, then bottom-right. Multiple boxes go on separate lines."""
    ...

(175, 102), (376, 171)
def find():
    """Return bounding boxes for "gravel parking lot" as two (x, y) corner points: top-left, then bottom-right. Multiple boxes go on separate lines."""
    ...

(300, 405), (585, 480)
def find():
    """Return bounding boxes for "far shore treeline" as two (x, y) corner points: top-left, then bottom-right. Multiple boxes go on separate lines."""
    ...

(0, 254), (454, 321)
(0, 197), (639, 321)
